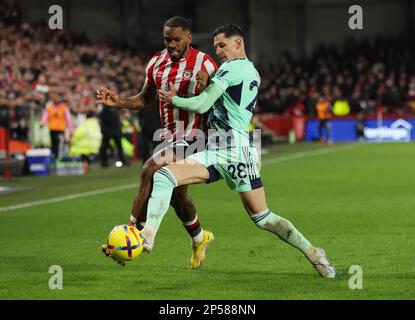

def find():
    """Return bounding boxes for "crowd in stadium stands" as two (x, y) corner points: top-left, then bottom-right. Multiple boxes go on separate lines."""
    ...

(1, 0), (415, 146)
(257, 36), (415, 116)
(0, 1), (147, 143)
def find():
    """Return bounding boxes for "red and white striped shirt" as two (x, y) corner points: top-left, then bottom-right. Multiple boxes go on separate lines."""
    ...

(144, 47), (218, 141)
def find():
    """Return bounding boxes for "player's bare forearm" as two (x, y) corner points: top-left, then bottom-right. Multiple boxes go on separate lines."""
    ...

(96, 83), (156, 109)
(117, 84), (156, 110)
(117, 95), (146, 110)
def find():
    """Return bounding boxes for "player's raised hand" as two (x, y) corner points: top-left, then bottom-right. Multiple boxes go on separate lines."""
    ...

(96, 87), (119, 107)
(158, 81), (177, 104)
(196, 70), (209, 91)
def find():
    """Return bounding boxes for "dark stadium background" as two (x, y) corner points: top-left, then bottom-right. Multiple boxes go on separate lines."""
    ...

(5, 0), (413, 59)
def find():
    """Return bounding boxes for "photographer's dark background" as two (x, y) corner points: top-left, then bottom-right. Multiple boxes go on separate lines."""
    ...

(5, 0), (415, 61)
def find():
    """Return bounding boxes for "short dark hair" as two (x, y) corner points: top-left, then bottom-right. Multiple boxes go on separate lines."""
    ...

(213, 23), (244, 38)
(164, 16), (190, 31)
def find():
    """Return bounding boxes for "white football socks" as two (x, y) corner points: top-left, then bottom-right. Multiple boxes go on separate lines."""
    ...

(251, 209), (312, 254)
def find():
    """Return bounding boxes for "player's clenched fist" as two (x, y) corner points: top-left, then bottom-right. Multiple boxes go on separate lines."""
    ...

(196, 70), (209, 91)
(96, 87), (119, 107)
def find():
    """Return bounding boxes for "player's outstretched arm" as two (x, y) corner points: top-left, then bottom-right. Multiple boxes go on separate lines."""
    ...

(159, 81), (224, 114)
(96, 84), (156, 110)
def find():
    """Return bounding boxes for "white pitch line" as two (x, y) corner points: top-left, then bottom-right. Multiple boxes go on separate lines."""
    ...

(0, 144), (360, 213)
(261, 143), (359, 166)
(0, 183), (138, 212)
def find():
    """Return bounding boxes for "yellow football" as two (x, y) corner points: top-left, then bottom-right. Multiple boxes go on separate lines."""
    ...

(103, 225), (144, 263)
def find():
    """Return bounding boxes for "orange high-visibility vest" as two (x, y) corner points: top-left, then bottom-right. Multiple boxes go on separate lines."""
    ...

(46, 103), (68, 131)
(316, 101), (331, 120)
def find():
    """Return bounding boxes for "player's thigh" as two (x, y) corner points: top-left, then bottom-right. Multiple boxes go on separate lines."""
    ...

(239, 187), (268, 215)
(166, 158), (210, 186)
(146, 145), (177, 167)
(141, 146), (177, 179)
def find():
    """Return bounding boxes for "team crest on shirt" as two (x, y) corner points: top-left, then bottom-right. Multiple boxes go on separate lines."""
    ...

(156, 71), (164, 78)
(183, 70), (193, 80)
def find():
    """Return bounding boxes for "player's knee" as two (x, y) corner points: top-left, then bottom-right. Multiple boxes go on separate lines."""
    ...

(140, 161), (158, 182)
(152, 168), (177, 191)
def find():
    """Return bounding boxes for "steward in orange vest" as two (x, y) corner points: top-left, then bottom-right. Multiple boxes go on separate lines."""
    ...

(315, 96), (333, 144)
(40, 93), (73, 159)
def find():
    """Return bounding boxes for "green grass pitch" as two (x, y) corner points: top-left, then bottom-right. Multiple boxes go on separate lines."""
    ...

(0, 142), (414, 299)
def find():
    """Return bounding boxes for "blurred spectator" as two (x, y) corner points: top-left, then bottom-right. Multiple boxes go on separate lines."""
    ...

(40, 89), (74, 159)
(406, 76), (415, 112)
(137, 104), (161, 163)
(290, 94), (306, 117)
(316, 95), (333, 144)
(120, 110), (135, 145)
(98, 106), (128, 168)
(69, 111), (102, 174)
(0, 96), (9, 128)
(119, 109), (136, 158)
(355, 112), (366, 142)
(332, 99), (351, 116)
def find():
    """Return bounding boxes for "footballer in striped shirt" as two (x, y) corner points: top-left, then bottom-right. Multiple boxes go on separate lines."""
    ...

(97, 16), (217, 269)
